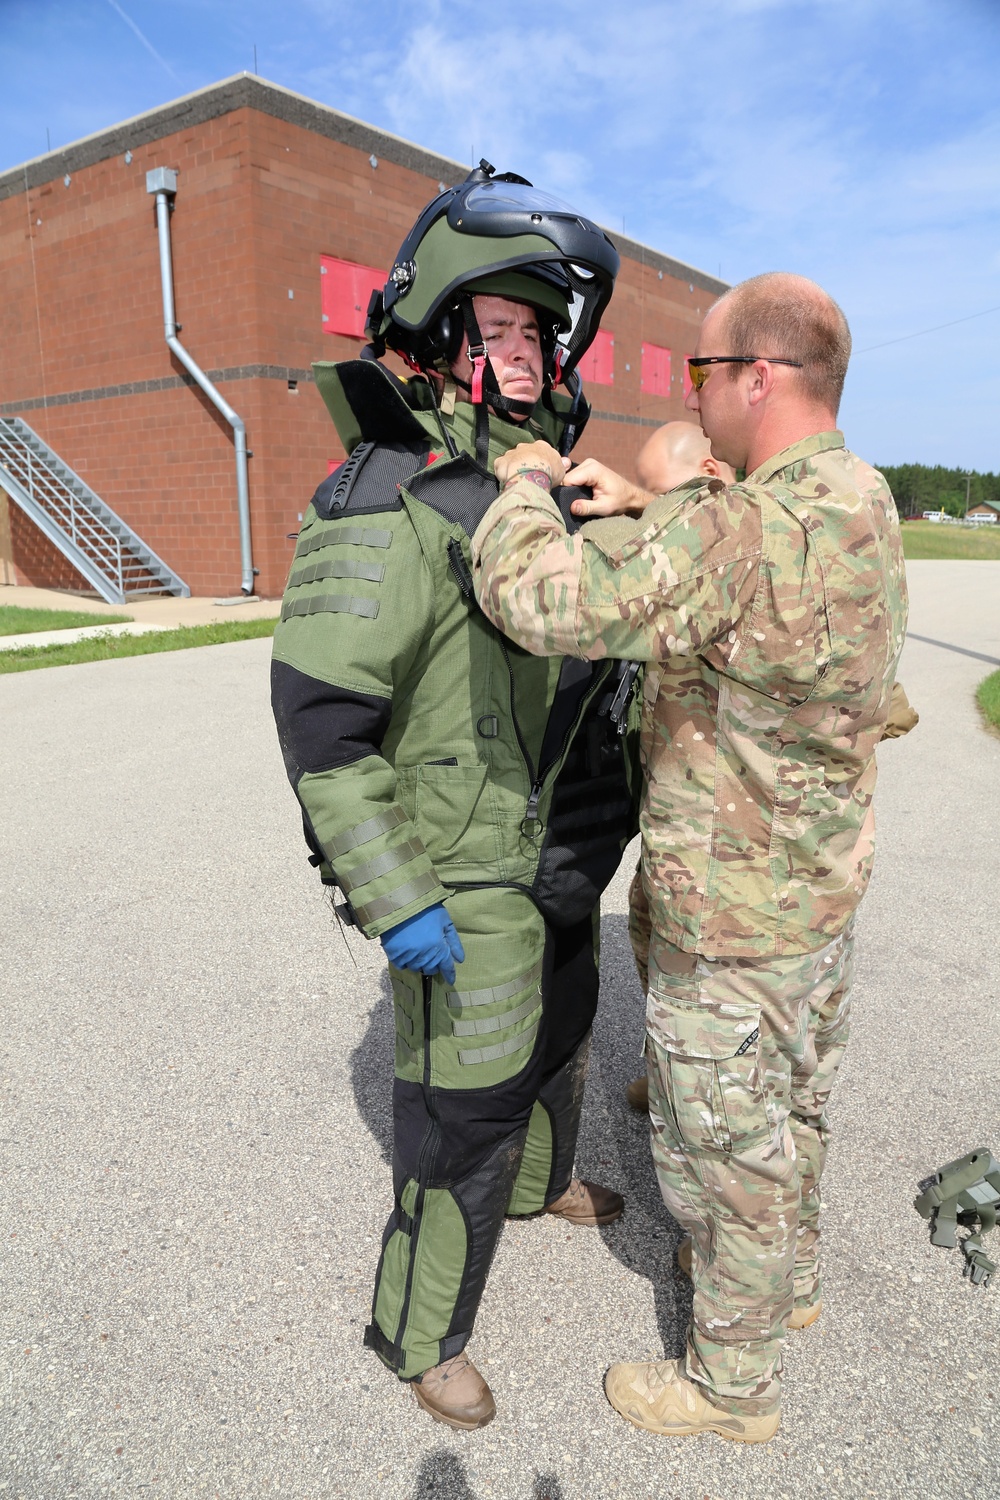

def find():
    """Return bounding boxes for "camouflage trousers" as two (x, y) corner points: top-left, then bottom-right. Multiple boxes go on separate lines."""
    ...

(644, 922), (854, 1409)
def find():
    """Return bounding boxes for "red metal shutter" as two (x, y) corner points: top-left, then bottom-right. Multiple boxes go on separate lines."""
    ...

(578, 328), (615, 386)
(640, 342), (671, 398)
(320, 256), (386, 338)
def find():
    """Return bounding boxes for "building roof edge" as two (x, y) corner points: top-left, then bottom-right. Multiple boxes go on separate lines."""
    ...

(0, 73), (728, 294)
(0, 73), (471, 202)
(610, 230), (729, 297)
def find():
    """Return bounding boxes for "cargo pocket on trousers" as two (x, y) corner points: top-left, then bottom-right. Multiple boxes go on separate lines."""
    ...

(645, 992), (771, 1156)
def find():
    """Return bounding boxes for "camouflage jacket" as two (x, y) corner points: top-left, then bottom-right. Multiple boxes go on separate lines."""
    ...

(471, 432), (908, 957)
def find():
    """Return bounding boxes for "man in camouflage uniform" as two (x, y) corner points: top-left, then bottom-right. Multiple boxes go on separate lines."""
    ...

(572, 422), (737, 1110)
(469, 272), (908, 1442)
(573, 421), (915, 1115)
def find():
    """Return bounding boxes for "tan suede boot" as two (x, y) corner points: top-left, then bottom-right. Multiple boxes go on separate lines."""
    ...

(674, 1236), (822, 1328)
(411, 1353), (496, 1431)
(545, 1178), (624, 1225)
(605, 1358), (780, 1443)
(626, 1074), (649, 1111)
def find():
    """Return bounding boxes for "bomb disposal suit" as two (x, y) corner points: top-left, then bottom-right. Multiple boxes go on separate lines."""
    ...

(271, 167), (639, 1382)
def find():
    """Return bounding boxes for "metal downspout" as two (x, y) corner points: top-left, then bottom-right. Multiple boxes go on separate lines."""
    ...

(146, 168), (255, 595)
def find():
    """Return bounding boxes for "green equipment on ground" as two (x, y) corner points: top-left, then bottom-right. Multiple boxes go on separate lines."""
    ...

(914, 1148), (999, 1287)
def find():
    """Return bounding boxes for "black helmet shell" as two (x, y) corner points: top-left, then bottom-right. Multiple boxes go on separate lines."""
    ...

(371, 163), (619, 381)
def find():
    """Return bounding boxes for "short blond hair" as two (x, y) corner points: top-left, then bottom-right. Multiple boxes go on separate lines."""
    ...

(716, 272), (851, 412)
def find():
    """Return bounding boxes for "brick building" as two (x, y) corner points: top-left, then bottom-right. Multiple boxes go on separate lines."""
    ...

(0, 74), (726, 600)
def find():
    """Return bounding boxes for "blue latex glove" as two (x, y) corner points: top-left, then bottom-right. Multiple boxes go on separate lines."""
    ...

(380, 904), (466, 985)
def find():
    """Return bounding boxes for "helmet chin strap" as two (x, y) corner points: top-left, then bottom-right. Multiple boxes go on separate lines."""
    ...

(456, 296), (537, 468)
(432, 294), (588, 468)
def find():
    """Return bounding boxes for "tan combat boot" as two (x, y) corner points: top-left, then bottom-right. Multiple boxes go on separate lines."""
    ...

(411, 1352), (496, 1431)
(789, 1297), (823, 1329)
(674, 1236), (822, 1328)
(625, 1074), (649, 1111)
(605, 1358), (780, 1443)
(545, 1178), (624, 1225)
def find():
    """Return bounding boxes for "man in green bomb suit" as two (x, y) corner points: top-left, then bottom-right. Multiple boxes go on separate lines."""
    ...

(271, 165), (641, 1430)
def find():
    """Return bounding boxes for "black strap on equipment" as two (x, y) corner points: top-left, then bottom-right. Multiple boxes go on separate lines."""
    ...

(915, 1147), (1000, 1287)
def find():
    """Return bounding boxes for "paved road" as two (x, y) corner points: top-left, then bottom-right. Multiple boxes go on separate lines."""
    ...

(1, 560), (997, 1499)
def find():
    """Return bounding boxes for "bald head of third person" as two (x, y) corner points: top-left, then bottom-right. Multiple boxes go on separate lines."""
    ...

(569, 420), (736, 519)
(635, 421), (737, 493)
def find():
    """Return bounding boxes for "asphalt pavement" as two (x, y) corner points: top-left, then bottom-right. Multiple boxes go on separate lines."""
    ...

(1, 560), (997, 1499)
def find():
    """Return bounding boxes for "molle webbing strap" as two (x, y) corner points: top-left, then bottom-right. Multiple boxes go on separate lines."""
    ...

(396, 1033), (418, 1071)
(459, 1024), (540, 1068)
(339, 837), (427, 895)
(297, 526), (393, 557)
(396, 1008), (414, 1037)
(446, 960), (543, 1008)
(287, 557), (386, 589)
(451, 992), (541, 1038)
(353, 870), (440, 926)
(391, 971), (420, 1004)
(329, 805), (408, 858)
(280, 592), (379, 623)
(337, 527), (393, 548)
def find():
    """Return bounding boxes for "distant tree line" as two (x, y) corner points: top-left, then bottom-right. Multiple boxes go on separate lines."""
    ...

(878, 463), (1000, 518)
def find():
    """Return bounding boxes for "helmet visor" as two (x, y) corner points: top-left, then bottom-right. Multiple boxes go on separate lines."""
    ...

(462, 182), (575, 217)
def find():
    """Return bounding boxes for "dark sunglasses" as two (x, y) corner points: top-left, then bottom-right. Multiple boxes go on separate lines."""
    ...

(687, 355), (803, 391)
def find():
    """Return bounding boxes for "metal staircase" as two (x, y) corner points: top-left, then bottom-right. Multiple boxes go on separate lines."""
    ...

(0, 415), (189, 604)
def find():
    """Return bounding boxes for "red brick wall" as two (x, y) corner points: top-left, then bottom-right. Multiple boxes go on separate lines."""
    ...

(0, 101), (715, 598)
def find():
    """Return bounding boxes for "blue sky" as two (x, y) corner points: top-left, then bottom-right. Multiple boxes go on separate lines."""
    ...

(3, 0), (999, 471)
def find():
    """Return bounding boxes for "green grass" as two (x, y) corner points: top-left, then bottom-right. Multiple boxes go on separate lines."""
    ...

(0, 604), (133, 635)
(0, 616), (278, 673)
(901, 521), (1000, 560)
(977, 670), (1000, 733)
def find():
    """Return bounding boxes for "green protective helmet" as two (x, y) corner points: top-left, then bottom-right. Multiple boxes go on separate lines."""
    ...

(366, 161), (620, 389)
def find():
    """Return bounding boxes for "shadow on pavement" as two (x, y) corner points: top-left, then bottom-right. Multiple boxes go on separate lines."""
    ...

(410, 1450), (478, 1498)
(409, 1450), (565, 1498)
(349, 968), (395, 1164)
(348, 913), (689, 1359)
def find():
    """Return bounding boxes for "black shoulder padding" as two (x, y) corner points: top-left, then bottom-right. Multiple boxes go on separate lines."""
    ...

(552, 484), (590, 535)
(404, 453), (501, 536)
(404, 465), (591, 538)
(336, 360), (431, 446)
(311, 441), (430, 520)
(271, 659), (392, 777)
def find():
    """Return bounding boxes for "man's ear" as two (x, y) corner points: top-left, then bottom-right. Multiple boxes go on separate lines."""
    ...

(746, 358), (774, 409)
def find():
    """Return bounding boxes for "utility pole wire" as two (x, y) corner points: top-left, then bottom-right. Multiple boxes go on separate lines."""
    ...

(857, 304), (1000, 355)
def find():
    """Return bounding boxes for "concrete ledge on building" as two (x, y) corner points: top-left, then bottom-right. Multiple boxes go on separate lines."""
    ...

(0, 584), (281, 630)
